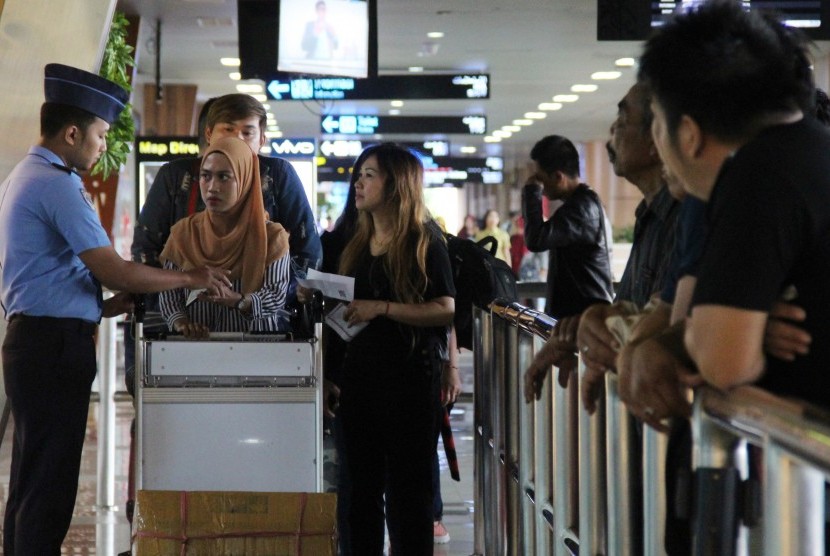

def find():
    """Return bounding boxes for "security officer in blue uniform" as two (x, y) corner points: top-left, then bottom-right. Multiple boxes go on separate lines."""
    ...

(0, 63), (231, 555)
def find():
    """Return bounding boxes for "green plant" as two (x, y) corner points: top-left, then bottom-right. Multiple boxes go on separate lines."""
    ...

(93, 12), (135, 179)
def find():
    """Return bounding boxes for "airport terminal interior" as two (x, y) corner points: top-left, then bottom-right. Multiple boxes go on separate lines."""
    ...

(3, 0), (830, 555)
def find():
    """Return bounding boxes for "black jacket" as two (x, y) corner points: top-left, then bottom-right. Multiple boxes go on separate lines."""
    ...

(523, 183), (614, 319)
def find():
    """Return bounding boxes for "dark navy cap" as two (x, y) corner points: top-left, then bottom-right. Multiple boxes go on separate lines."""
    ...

(44, 63), (129, 124)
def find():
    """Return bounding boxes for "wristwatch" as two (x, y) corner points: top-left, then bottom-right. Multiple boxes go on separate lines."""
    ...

(234, 295), (246, 311)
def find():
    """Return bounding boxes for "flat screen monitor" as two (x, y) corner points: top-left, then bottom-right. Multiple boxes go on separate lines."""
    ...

(238, 0), (377, 80)
(598, 0), (830, 40)
(279, 0), (369, 78)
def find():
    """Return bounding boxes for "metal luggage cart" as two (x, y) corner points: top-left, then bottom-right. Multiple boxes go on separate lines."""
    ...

(134, 316), (325, 494)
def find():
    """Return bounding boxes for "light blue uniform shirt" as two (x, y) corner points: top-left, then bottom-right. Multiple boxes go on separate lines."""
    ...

(0, 146), (111, 322)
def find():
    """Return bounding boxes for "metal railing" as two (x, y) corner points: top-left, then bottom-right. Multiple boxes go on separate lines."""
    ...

(474, 299), (830, 555)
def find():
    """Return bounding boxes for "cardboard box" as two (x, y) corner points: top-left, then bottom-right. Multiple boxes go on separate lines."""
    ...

(133, 490), (337, 555)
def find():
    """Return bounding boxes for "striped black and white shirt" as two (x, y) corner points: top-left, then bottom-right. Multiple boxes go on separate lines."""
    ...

(160, 254), (290, 333)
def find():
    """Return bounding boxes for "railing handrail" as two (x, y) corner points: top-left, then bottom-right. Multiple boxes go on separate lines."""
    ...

(481, 297), (830, 555)
(698, 386), (830, 473)
(490, 298), (830, 472)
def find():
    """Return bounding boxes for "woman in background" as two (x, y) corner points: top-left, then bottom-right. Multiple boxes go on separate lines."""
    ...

(337, 143), (455, 555)
(475, 208), (511, 263)
(457, 213), (479, 240)
(159, 136), (290, 336)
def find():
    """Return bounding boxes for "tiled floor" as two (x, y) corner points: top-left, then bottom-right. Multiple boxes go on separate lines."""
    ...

(0, 351), (477, 556)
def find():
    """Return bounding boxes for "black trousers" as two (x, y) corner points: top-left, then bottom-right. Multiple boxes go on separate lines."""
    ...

(2, 315), (97, 556)
(340, 361), (440, 556)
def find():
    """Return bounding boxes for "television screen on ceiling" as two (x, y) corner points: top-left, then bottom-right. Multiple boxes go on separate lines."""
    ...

(238, 0), (377, 80)
(279, 0), (370, 78)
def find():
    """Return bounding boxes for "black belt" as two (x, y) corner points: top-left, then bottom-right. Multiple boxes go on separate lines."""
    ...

(9, 314), (98, 336)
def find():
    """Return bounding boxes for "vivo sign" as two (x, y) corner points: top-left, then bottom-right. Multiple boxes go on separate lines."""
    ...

(270, 138), (316, 157)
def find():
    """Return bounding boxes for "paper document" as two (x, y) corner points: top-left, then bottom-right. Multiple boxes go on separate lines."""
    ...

(186, 288), (206, 307)
(325, 302), (368, 342)
(298, 269), (354, 301)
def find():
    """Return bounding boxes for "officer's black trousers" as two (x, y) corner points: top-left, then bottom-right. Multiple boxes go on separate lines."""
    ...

(2, 316), (97, 556)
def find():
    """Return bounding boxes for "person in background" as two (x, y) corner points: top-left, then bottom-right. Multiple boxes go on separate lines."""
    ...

(474, 208), (511, 263)
(523, 134), (613, 321)
(158, 137), (290, 337)
(0, 63), (230, 555)
(457, 213), (479, 240)
(336, 143), (455, 554)
(508, 212), (528, 277)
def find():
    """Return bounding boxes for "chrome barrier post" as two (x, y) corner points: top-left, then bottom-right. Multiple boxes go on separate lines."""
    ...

(518, 328), (539, 554)
(96, 307), (117, 510)
(552, 360), (577, 555)
(473, 307), (491, 555)
(499, 315), (522, 555)
(578, 357), (607, 554)
(763, 443), (825, 556)
(605, 373), (641, 555)
(691, 396), (746, 556)
(491, 314), (509, 555)
(642, 424), (668, 556)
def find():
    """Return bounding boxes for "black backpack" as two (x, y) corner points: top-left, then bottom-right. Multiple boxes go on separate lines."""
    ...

(445, 234), (518, 350)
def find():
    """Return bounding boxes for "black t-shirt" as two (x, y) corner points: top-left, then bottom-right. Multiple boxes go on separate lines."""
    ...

(692, 117), (830, 409)
(344, 232), (455, 380)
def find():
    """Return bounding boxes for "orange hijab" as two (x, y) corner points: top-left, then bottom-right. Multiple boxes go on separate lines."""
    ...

(160, 136), (289, 293)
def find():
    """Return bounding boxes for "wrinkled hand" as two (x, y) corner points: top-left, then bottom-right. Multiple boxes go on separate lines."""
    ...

(173, 318), (210, 339)
(186, 266), (232, 296)
(523, 335), (578, 402)
(764, 301), (811, 361)
(576, 304), (622, 374)
(343, 299), (384, 326)
(323, 379), (341, 418)
(617, 336), (702, 432)
(580, 364), (610, 415)
(102, 291), (135, 318)
(441, 362), (462, 406)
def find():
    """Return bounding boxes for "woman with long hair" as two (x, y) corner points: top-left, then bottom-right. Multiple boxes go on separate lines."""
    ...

(337, 143), (455, 554)
(158, 136), (290, 336)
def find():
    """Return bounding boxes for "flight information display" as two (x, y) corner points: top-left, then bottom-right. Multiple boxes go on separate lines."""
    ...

(267, 73), (489, 101)
(652, 1), (821, 28)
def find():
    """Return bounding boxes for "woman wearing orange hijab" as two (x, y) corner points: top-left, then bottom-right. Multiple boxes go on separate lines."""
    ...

(159, 136), (290, 337)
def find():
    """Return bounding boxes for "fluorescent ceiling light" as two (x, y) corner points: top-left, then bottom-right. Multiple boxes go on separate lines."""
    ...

(460, 146), (477, 154)
(538, 103), (562, 111)
(513, 119), (533, 126)
(502, 125), (521, 132)
(264, 130), (283, 139)
(484, 136), (501, 143)
(220, 57), (240, 67)
(252, 94), (267, 102)
(591, 71), (622, 80)
(427, 31), (444, 38)
(229, 72), (241, 81)
(408, 66), (424, 73)
(493, 130), (512, 138)
(615, 57), (636, 67)
(390, 100), (404, 107)
(525, 111), (547, 119)
(236, 83), (263, 93)
(571, 84), (598, 93)
(389, 109), (401, 115)
(553, 94), (579, 102)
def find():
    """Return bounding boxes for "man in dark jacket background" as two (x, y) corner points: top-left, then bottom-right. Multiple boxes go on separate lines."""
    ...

(522, 134), (614, 320)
